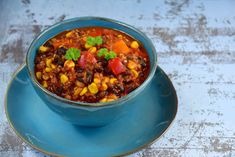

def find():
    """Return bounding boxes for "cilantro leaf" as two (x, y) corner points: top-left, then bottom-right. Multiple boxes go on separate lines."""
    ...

(95, 36), (103, 45)
(87, 36), (96, 46)
(65, 48), (81, 61)
(97, 48), (108, 57)
(104, 51), (117, 60)
(97, 48), (117, 60)
(86, 36), (103, 46)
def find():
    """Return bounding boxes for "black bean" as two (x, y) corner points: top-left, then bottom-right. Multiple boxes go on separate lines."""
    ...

(139, 72), (144, 77)
(97, 91), (108, 99)
(94, 67), (103, 73)
(54, 86), (63, 95)
(77, 77), (84, 83)
(86, 71), (93, 84)
(53, 56), (64, 66)
(116, 83), (124, 92)
(55, 47), (67, 56)
(104, 67), (112, 75)
(125, 84), (136, 93)
(98, 58), (108, 66)
(76, 67), (83, 73)
(138, 57), (147, 67)
(44, 42), (54, 49)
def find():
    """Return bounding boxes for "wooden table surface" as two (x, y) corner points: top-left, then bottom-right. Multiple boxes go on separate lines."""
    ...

(1, 0), (235, 156)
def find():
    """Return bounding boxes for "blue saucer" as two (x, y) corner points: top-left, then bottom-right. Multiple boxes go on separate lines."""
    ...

(5, 65), (178, 157)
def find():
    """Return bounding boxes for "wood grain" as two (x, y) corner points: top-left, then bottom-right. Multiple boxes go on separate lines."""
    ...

(0, 0), (235, 156)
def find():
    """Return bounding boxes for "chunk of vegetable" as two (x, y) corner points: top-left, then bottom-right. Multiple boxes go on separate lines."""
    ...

(39, 46), (49, 53)
(36, 72), (42, 79)
(94, 78), (101, 84)
(108, 58), (126, 75)
(88, 47), (97, 53)
(64, 60), (75, 69)
(45, 67), (52, 72)
(60, 74), (69, 84)
(74, 87), (83, 96)
(46, 58), (52, 67)
(101, 83), (108, 91)
(42, 81), (48, 88)
(65, 31), (73, 38)
(78, 52), (97, 68)
(127, 60), (137, 70)
(80, 87), (88, 96)
(131, 69), (139, 78)
(112, 40), (129, 53)
(88, 83), (99, 94)
(110, 78), (117, 84)
(130, 41), (139, 49)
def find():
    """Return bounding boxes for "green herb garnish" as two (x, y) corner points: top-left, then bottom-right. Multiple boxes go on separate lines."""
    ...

(97, 48), (108, 57)
(104, 51), (117, 60)
(97, 48), (117, 60)
(86, 36), (103, 46)
(65, 48), (81, 61)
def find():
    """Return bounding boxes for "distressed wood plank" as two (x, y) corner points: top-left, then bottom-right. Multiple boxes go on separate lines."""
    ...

(1, 0), (235, 156)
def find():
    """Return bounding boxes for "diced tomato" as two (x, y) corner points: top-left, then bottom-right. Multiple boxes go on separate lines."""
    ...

(78, 52), (97, 68)
(89, 28), (102, 37)
(108, 58), (126, 75)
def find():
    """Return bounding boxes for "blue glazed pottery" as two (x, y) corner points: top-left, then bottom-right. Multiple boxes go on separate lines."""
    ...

(5, 65), (177, 157)
(26, 17), (158, 126)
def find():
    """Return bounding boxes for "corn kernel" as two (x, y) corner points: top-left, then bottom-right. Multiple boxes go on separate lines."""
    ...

(107, 99), (115, 102)
(65, 31), (73, 38)
(101, 82), (108, 91)
(127, 60), (137, 70)
(85, 43), (92, 49)
(51, 64), (57, 69)
(74, 87), (82, 96)
(45, 67), (52, 72)
(103, 77), (109, 83)
(42, 81), (48, 88)
(131, 69), (139, 78)
(80, 87), (88, 96)
(100, 98), (107, 102)
(88, 47), (97, 53)
(94, 78), (101, 84)
(39, 46), (49, 52)
(117, 34), (122, 38)
(130, 41), (139, 49)
(76, 81), (85, 87)
(109, 94), (118, 99)
(60, 74), (68, 84)
(46, 58), (52, 67)
(110, 78), (117, 84)
(36, 72), (42, 79)
(64, 60), (75, 69)
(88, 83), (98, 94)
(42, 74), (49, 80)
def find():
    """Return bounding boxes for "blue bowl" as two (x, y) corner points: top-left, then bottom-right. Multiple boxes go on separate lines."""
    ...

(26, 17), (157, 126)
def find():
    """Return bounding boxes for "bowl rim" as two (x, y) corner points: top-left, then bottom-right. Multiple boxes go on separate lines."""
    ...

(26, 16), (157, 108)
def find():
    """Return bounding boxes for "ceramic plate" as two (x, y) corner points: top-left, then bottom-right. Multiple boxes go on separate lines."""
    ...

(5, 65), (177, 157)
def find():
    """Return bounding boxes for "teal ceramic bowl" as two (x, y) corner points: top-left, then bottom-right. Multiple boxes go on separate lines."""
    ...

(26, 17), (157, 126)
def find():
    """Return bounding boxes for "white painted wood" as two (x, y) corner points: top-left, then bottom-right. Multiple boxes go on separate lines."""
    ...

(1, 0), (235, 156)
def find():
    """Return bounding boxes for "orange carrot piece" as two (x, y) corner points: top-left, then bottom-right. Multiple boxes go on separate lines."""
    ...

(112, 40), (130, 53)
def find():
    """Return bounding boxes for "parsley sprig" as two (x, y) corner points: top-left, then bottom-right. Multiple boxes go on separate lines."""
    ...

(65, 48), (81, 61)
(97, 48), (117, 60)
(86, 36), (103, 46)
